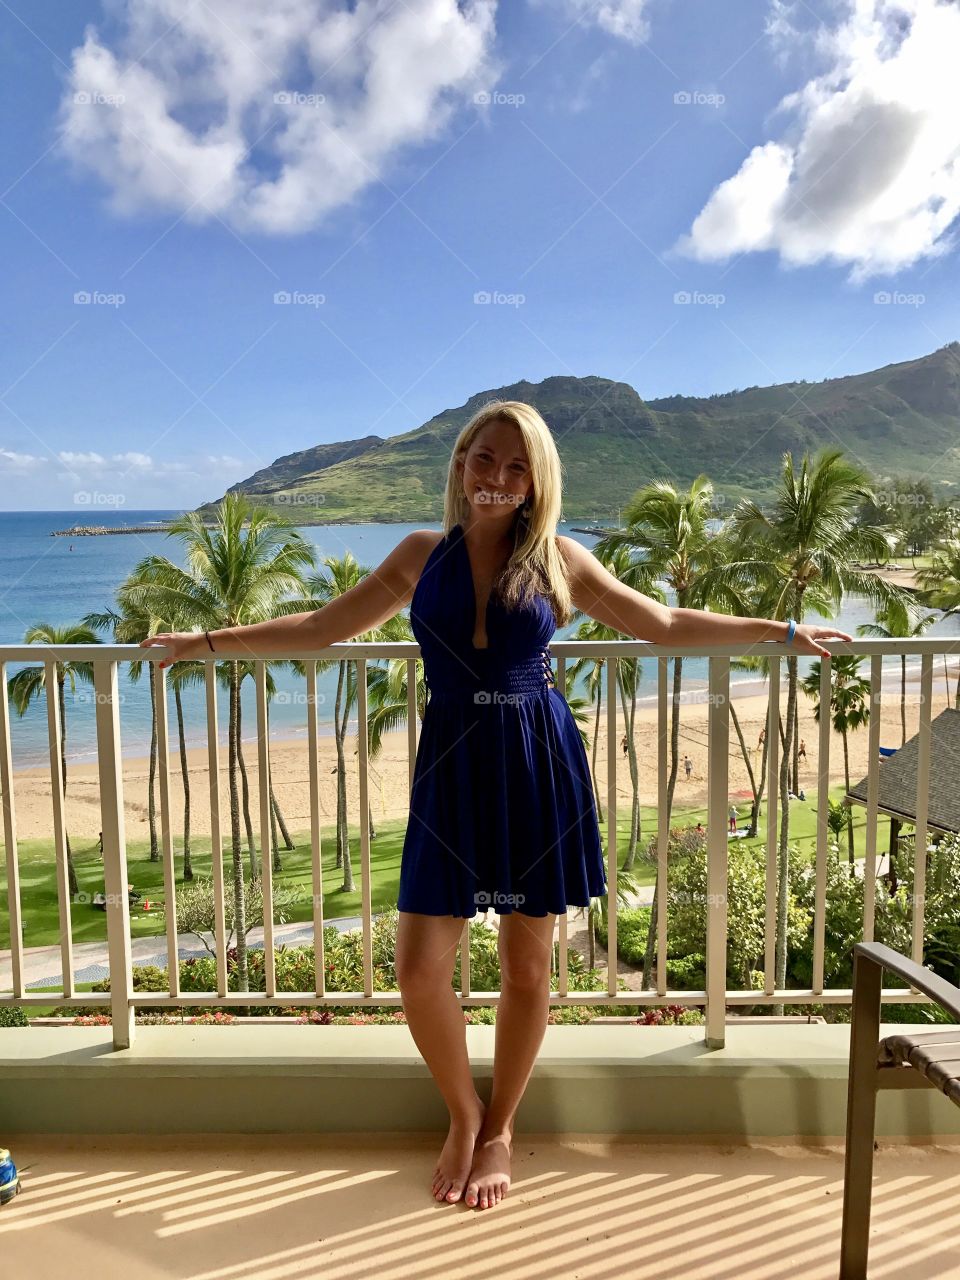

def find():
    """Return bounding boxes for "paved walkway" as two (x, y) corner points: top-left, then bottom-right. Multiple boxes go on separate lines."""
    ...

(2, 887), (660, 991)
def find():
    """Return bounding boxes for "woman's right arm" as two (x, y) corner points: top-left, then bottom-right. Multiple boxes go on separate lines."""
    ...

(139, 531), (435, 667)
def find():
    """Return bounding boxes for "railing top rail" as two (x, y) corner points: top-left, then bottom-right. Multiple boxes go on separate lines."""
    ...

(1, 637), (959, 663)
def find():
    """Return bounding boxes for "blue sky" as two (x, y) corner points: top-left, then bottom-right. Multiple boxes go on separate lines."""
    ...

(2, 0), (958, 510)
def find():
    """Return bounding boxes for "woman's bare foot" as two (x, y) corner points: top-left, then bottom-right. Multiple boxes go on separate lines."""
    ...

(464, 1127), (512, 1209)
(432, 1097), (485, 1204)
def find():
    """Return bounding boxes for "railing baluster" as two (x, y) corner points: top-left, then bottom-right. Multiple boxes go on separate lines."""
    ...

(205, 662), (228, 996)
(306, 660), (325, 998)
(863, 654), (883, 941)
(813, 655), (832, 994)
(255, 661), (275, 999)
(706, 656), (730, 1048)
(94, 658), (135, 1050)
(912, 653), (933, 980)
(656, 657), (668, 998)
(764, 656), (780, 995)
(44, 660), (74, 1001)
(153, 664), (180, 999)
(606, 654), (617, 999)
(0, 662), (25, 999)
(356, 657), (373, 1000)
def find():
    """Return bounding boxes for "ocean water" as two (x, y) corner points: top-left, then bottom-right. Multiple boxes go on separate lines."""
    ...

(0, 510), (957, 771)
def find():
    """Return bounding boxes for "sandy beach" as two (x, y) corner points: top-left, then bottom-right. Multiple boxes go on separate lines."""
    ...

(6, 663), (958, 844)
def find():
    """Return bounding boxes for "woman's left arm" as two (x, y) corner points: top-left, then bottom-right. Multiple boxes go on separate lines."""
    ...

(558, 536), (852, 658)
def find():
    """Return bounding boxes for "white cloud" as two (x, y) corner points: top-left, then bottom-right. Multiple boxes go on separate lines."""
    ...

(58, 450), (106, 467)
(0, 447), (44, 468)
(676, 0), (960, 281)
(58, 0), (500, 235)
(532, 0), (654, 44)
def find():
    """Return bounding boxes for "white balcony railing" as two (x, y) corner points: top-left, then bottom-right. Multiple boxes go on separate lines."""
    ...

(1, 638), (958, 1051)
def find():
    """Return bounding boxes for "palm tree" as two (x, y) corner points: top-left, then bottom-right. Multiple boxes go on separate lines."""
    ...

(724, 447), (913, 1001)
(594, 476), (743, 990)
(292, 551), (413, 895)
(915, 540), (960, 709)
(857, 598), (939, 746)
(8, 622), (100, 896)
(120, 493), (315, 990)
(800, 654), (871, 867)
(84, 602), (162, 862)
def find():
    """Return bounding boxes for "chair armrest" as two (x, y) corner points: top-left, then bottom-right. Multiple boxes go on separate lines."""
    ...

(854, 942), (960, 1022)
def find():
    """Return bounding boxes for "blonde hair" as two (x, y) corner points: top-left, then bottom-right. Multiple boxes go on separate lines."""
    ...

(441, 400), (573, 626)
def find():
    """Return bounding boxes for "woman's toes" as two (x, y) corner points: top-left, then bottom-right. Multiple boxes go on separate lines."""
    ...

(445, 1181), (464, 1202)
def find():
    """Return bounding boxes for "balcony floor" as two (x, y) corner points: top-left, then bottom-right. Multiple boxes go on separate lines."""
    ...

(3, 1134), (960, 1278)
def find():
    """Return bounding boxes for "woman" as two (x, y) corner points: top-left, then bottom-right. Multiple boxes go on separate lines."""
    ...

(141, 400), (851, 1211)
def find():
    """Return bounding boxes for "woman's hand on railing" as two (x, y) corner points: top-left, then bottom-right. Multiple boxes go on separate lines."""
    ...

(791, 623), (853, 657)
(139, 632), (208, 669)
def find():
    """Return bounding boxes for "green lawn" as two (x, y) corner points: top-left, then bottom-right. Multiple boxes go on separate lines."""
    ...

(1, 783), (894, 951)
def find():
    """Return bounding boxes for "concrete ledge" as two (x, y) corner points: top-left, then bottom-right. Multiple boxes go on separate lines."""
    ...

(3, 1023), (960, 1139)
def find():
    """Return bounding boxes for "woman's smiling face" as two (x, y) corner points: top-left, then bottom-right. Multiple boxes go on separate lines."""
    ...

(459, 419), (533, 517)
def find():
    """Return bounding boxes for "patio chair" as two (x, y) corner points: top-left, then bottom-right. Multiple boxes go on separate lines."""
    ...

(839, 941), (960, 1278)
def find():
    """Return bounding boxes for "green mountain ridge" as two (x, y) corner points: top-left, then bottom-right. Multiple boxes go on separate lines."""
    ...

(198, 342), (960, 523)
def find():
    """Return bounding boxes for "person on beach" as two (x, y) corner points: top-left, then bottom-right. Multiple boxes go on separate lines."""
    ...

(757, 727), (765, 752)
(141, 400), (851, 1212)
(683, 754), (692, 781)
(798, 737), (807, 762)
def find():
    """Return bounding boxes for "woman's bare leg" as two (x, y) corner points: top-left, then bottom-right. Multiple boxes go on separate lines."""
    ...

(395, 910), (485, 1203)
(464, 910), (557, 1209)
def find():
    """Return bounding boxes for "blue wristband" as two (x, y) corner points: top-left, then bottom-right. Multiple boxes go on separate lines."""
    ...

(786, 618), (796, 644)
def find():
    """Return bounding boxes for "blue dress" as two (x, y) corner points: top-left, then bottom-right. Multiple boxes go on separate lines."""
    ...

(397, 522), (608, 918)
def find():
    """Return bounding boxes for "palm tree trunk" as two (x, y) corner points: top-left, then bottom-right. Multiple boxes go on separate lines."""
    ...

(148, 667), (159, 861)
(621, 668), (640, 871)
(336, 662), (355, 893)
(272, 789), (293, 845)
(174, 682), (192, 880)
(842, 727), (854, 867)
(235, 692), (258, 880)
(591, 677), (603, 821)
(730, 700), (759, 834)
(774, 654), (798, 1015)
(58, 673), (80, 897)
(228, 661), (248, 990)
(641, 657), (683, 991)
